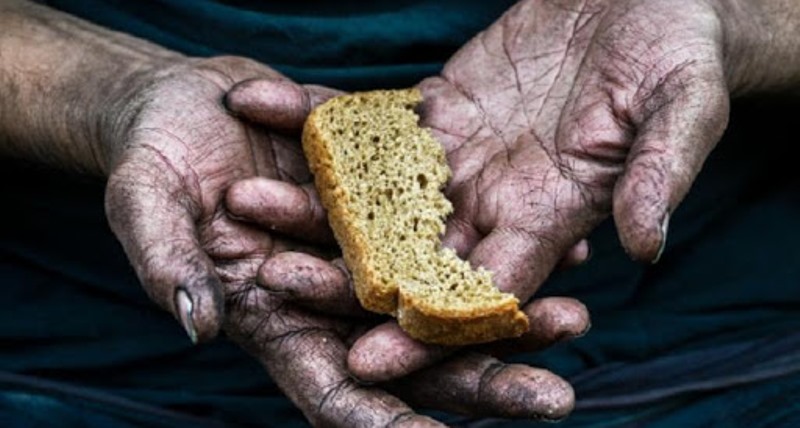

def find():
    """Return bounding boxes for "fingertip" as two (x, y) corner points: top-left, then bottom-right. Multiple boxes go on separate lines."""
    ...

(534, 371), (575, 421)
(175, 277), (224, 344)
(225, 177), (262, 217)
(613, 177), (670, 263)
(558, 239), (591, 269)
(489, 365), (575, 421)
(524, 297), (590, 341)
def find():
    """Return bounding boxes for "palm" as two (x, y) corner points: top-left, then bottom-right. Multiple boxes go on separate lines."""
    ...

(418, 0), (729, 301)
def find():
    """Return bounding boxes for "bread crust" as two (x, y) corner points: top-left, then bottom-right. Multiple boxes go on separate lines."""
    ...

(302, 89), (528, 345)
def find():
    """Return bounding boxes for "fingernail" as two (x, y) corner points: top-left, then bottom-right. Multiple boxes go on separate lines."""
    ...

(573, 321), (592, 339)
(652, 212), (670, 264)
(175, 289), (198, 344)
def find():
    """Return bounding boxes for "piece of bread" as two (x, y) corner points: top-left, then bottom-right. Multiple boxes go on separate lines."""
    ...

(302, 89), (529, 345)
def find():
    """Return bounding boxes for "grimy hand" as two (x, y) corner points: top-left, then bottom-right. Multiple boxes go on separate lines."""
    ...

(346, 0), (800, 384)
(104, 59), (455, 426)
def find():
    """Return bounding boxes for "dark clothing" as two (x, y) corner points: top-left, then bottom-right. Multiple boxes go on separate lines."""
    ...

(2, 1), (799, 426)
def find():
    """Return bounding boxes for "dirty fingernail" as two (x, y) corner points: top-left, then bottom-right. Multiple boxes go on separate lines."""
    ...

(652, 212), (670, 264)
(175, 288), (198, 344)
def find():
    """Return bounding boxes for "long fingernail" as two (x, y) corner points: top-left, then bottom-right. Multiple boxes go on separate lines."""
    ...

(573, 321), (592, 339)
(175, 289), (198, 344)
(652, 212), (670, 264)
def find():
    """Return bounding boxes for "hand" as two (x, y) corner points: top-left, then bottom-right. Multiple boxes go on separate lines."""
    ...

(347, 0), (739, 381)
(224, 84), (592, 422)
(102, 57), (445, 426)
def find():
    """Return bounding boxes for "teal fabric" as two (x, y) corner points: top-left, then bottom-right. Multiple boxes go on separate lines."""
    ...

(43, 0), (517, 90)
(3, 1), (799, 426)
(461, 369), (800, 428)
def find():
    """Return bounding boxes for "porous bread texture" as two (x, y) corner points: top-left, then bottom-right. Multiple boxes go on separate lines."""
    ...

(302, 89), (529, 345)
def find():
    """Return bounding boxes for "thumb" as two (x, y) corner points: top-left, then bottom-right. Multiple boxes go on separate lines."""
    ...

(614, 71), (730, 263)
(224, 79), (344, 131)
(106, 160), (224, 344)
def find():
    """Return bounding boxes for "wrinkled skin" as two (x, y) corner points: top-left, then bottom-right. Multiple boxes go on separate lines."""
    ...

(104, 56), (587, 426)
(104, 56), (447, 426)
(340, 0), (733, 380)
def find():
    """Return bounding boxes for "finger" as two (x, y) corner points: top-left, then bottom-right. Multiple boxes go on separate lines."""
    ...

(389, 353), (574, 422)
(348, 297), (588, 382)
(482, 297), (590, 357)
(224, 78), (343, 131)
(105, 167), (223, 343)
(226, 177), (335, 244)
(348, 322), (454, 383)
(614, 71), (729, 263)
(441, 215), (482, 259)
(463, 133), (597, 302)
(258, 252), (370, 317)
(557, 239), (591, 269)
(225, 291), (444, 428)
(467, 226), (571, 301)
(442, 194), (590, 270)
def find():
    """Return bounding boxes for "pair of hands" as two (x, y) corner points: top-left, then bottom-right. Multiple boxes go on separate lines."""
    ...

(104, 56), (587, 426)
(104, 0), (746, 425)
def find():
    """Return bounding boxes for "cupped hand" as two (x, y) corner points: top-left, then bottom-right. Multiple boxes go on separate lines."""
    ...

(102, 57), (446, 426)
(103, 56), (339, 341)
(345, 0), (732, 381)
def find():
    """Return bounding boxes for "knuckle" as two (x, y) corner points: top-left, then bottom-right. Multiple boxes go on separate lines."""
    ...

(313, 379), (358, 426)
(476, 360), (507, 409)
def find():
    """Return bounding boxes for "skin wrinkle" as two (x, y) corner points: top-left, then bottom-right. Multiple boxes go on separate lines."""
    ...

(476, 360), (508, 414)
(449, 77), (509, 150)
(317, 379), (356, 425)
(445, 135), (498, 187)
(204, 224), (274, 263)
(385, 411), (419, 428)
(272, 137), (311, 183)
(500, 16), (533, 134)
(533, 0), (590, 124)
(300, 184), (326, 231)
(130, 136), (203, 215)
